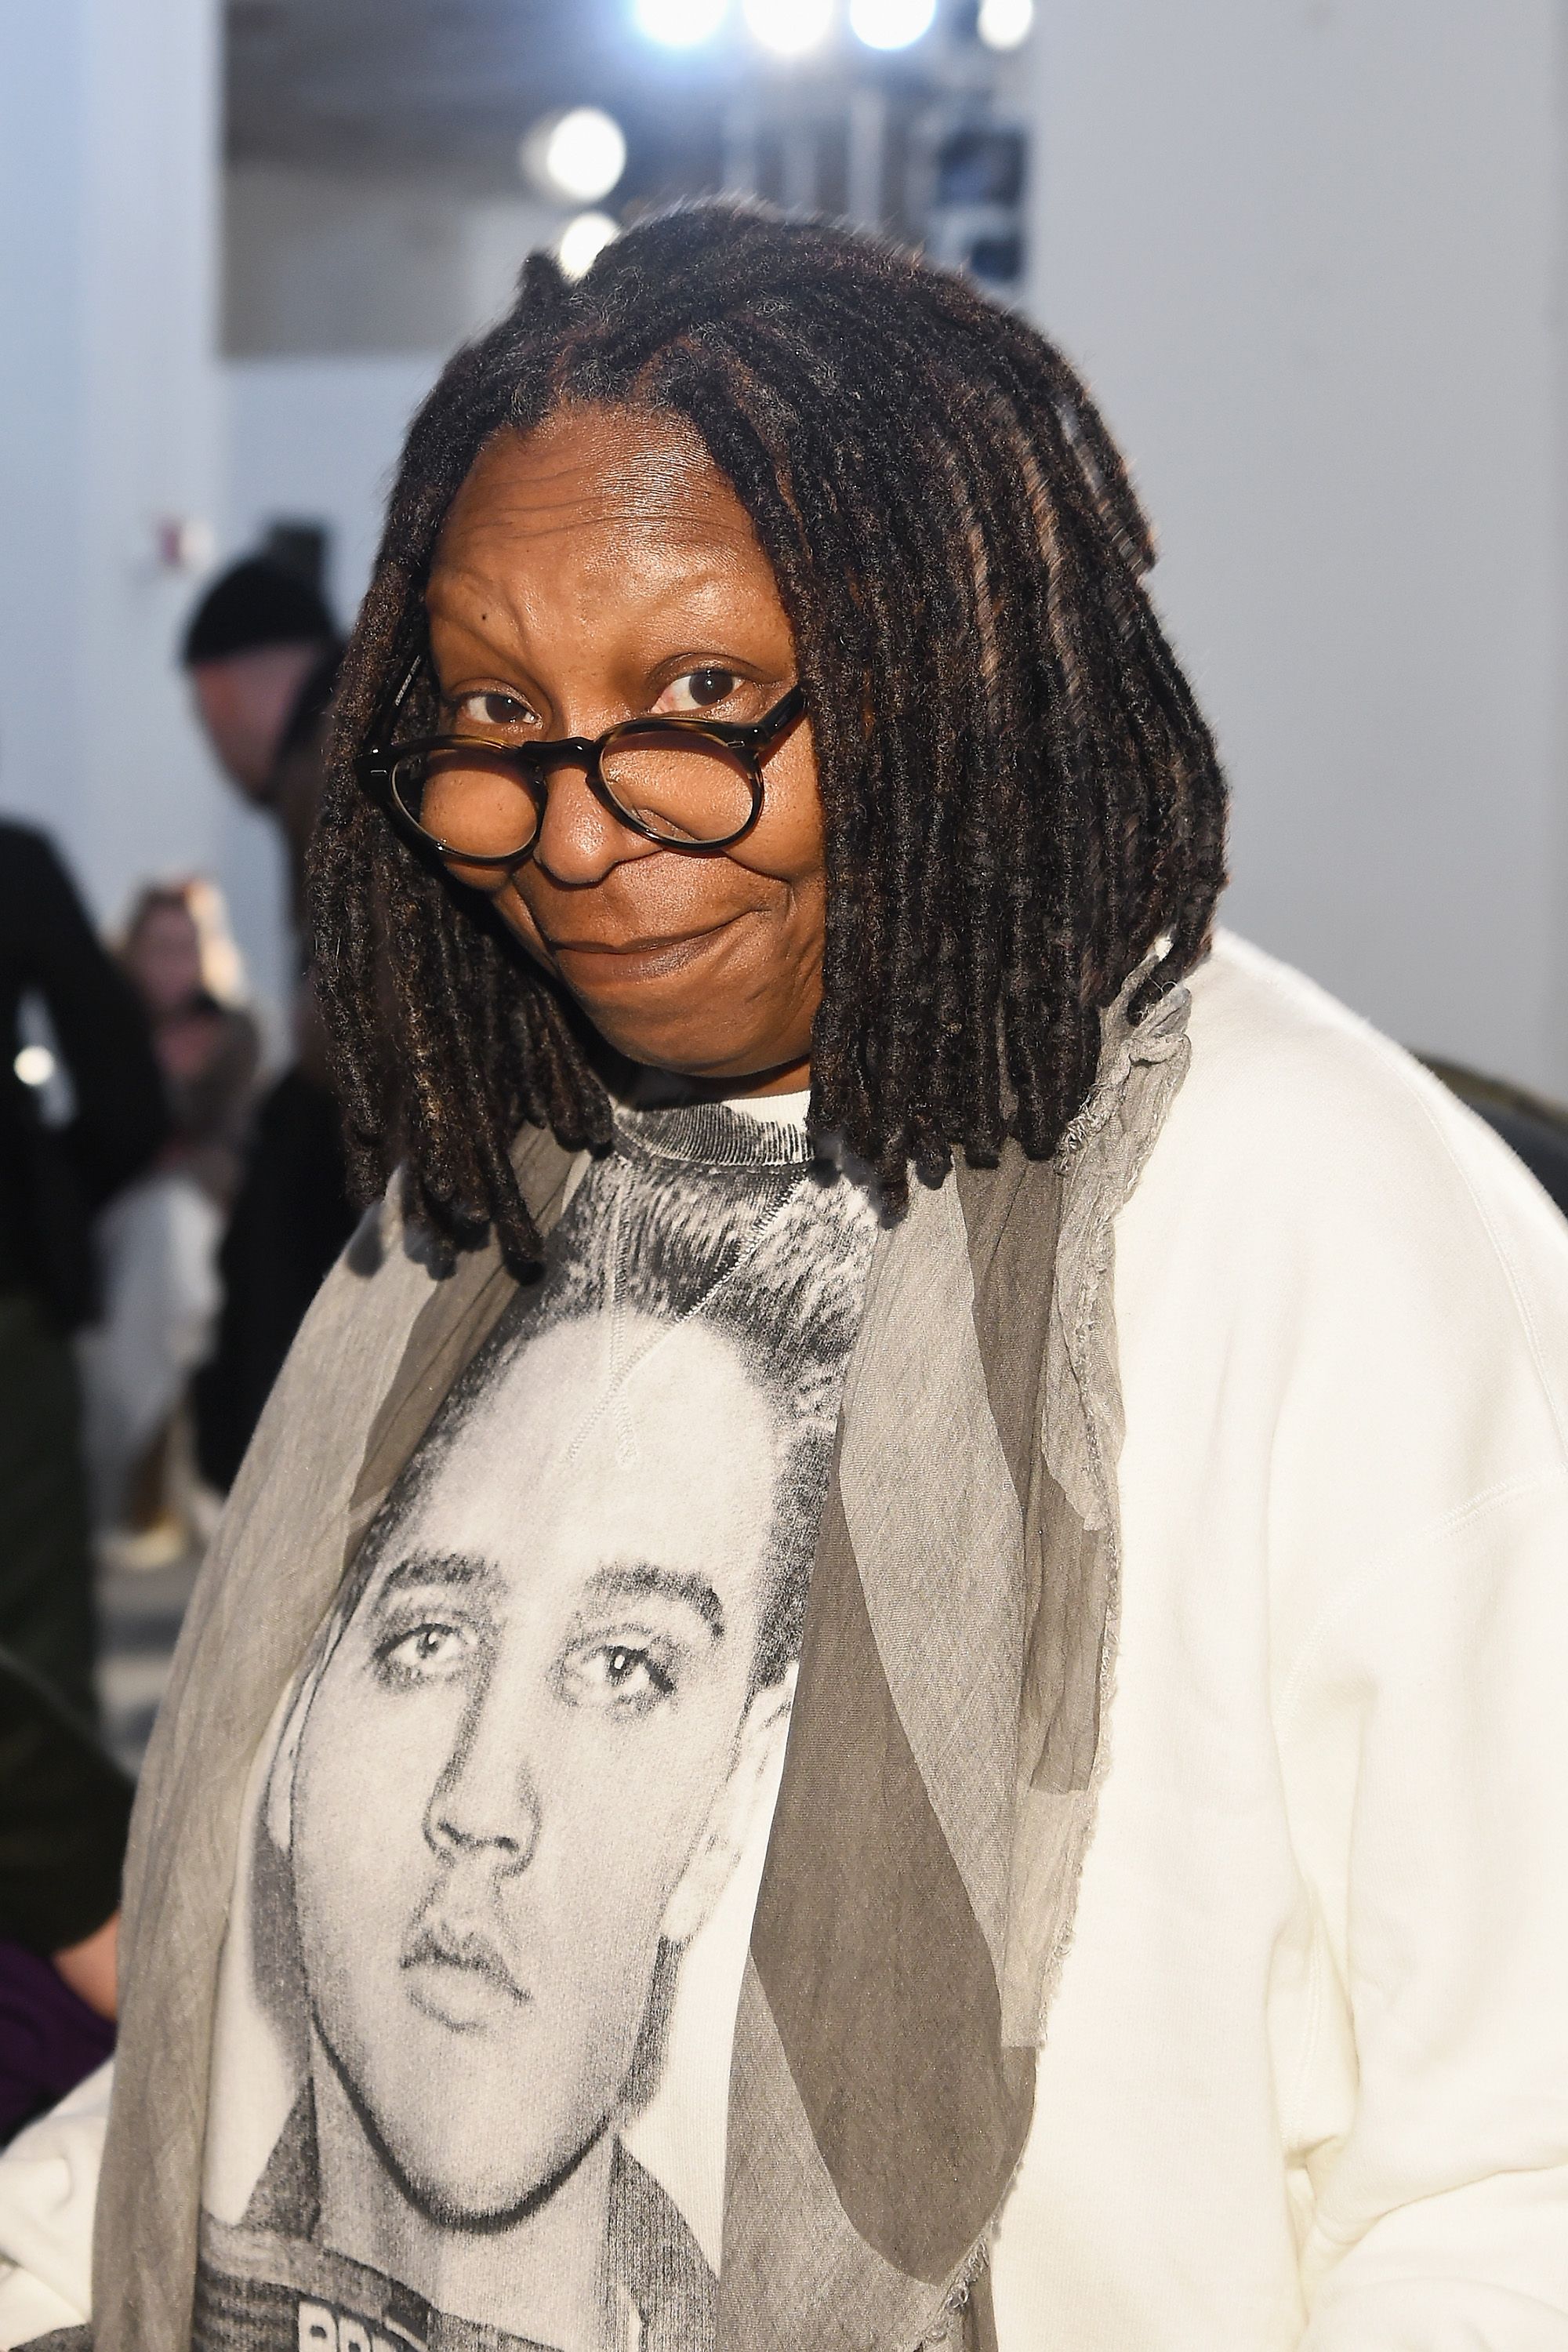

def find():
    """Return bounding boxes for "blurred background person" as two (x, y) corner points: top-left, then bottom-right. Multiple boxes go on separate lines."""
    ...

(74, 880), (259, 1563)
(181, 553), (340, 942)
(180, 556), (358, 1492)
(0, 1647), (130, 2142)
(0, 822), (167, 1722)
(118, 880), (256, 1207)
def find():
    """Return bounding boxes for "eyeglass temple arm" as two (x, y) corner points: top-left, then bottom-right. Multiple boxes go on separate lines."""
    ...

(358, 653), (426, 786)
(712, 682), (807, 750)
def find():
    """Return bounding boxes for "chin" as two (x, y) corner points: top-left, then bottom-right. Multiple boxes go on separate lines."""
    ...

(352, 2039), (611, 2227)
(390, 2127), (597, 2230)
(579, 1007), (760, 1080)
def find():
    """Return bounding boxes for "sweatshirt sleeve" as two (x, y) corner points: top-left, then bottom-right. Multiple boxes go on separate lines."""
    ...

(1285, 1472), (1568, 2348)
(0, 2061), (108, 2347)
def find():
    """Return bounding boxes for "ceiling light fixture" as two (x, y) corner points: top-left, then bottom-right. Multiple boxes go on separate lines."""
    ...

(633, 0), (729, 44)
(520, 107), (627, 205)
(848, 0), (935, 46)
(742, 0), (834, 59)
(977, 0), (1033, 48)
(557, 211), (622, 280)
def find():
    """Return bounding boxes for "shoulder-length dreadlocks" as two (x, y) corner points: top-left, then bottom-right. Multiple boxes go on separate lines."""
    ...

(311, 201), (1227, 1278)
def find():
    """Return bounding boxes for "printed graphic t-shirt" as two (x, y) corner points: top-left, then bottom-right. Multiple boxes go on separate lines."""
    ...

(197, 1095), (880, 2352)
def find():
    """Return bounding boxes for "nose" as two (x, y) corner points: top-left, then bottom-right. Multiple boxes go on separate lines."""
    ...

(529, 754), (658, 889)
(423, 1664), (543, 1867)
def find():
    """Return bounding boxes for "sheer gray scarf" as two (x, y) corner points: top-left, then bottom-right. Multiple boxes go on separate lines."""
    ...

(89, 975), (1190, 2352)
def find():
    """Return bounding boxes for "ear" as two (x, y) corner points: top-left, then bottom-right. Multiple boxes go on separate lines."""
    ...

(659, 1664), (797, 1948)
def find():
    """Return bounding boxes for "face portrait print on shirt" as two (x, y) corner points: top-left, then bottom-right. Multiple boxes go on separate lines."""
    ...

(201, 1121), (878, 2352)
(295, 1313), (789, 2199)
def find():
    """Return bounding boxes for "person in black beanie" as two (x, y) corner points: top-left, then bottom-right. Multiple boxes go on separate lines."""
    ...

(183, 556), (341, 932)
(181, 558), (358, 1490)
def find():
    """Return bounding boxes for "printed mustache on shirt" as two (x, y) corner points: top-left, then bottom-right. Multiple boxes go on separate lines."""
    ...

(401, 1908), (531, 2005)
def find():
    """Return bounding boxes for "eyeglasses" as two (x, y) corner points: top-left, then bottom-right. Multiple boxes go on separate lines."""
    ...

(359, 656), (807, 869)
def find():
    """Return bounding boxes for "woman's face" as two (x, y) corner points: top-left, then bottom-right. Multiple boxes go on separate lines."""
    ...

(127, 901), (203, 1016)
(424, 406), (826, 1094)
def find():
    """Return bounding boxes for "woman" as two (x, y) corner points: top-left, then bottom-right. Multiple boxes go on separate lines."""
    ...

(75, 883), (257, 1546)
(117, 881), (256, 1213)
(3, 205), (1566, 2351)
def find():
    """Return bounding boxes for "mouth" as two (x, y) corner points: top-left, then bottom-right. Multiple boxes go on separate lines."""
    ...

(401, 1916), (530, 2031)
(541, 915), (743, 982)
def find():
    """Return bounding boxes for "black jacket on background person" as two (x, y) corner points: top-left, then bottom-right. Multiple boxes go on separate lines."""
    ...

(192, 1066), (356, 1491)
(0, 1646), (132, 1957)
(191, 663), (358, 1493)
(0, 823), (167, 1715)
(0, 1646), (128, 2140)
(0, 822), (169, 1330)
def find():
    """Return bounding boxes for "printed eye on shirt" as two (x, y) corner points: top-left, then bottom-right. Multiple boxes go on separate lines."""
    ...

(197, 1102), (880, 2352)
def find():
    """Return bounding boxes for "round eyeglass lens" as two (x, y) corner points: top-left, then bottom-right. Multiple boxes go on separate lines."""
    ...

(599, 730), (758, 844)
(393, 744), (544, 859)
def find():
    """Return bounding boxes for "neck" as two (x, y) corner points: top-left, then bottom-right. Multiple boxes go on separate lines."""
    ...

(311, 2049), (619, 2352)
(637, 1054), (811, 1106)
(722, 1056), (811, 1100)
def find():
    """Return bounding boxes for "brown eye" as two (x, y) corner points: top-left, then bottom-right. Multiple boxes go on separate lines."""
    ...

(454, 690), (532, 731)
(657, 667), (741, 715)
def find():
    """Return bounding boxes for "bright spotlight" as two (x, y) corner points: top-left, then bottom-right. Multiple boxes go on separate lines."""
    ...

(742, 0), (833, 58)
(848, 0), (935, 46)
(634, 0), (728, 42)
(520, 107), (626, 204)
(557, 211), (621, 281)
(977, 0), (1033, 47)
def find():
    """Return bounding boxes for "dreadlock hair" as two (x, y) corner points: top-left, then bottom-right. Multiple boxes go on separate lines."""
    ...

(311, 201), (1228, 1279)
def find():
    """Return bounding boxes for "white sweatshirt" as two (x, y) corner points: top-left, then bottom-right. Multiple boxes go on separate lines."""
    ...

(5, 933), (1567, 2348)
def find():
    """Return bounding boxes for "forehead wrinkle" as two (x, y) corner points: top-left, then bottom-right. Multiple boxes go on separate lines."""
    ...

(426, 543), (775, 683)
(434, 507), (764, 586)
(440, 419), (766, 564)
(430, 542), (761, 626)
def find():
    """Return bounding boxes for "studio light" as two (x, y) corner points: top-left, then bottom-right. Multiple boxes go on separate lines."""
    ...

(520, 107), (627, 205)
(557, 211), (622, 280)
(848, 0), (935, 47)
(633, 0), (728, 43)
(977, 0), (1033, 49)
(742, 0), (834, 59)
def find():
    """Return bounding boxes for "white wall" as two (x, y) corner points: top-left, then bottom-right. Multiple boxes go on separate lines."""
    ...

(223, 355), (441, 621)
(0, 0), (225, 929)
(225, 167), (558, 358)
(1025, 0), (1568, 1094)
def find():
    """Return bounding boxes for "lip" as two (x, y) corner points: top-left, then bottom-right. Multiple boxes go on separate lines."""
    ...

(401, 1918), (530, 2031)
(542, 917), (740, 980)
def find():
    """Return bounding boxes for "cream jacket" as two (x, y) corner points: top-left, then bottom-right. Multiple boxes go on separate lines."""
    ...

(5, 933), (1567, 2349)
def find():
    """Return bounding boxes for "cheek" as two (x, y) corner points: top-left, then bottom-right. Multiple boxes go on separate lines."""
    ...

(737, 735), (826, 891)
(540, 1691), (744, 1899)
(292, 1686), (449, 1915)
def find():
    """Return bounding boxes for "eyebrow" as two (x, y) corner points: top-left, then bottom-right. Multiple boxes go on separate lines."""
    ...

(580, 1563), (727, 1642)
(370, 1550), (497, 1604)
